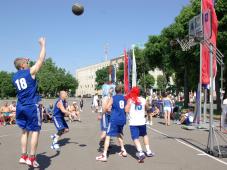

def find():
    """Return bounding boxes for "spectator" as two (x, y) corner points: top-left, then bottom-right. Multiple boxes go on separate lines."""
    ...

(43, 103), (53, 123)
(38, 103), (46, 123)
(79, 96), (84, 112)
(0, 101), (11, 125)
(92, 93), (99, 113)
(162, 93), (172, 126)
(9, 101), (16, 124)
(148, 105), (160, 125)
(68, 102), (81, 122)
(180, 109), (194, 125)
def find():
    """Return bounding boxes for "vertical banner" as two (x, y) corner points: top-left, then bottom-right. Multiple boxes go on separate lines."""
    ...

(132, 47), (137, 87)
(111, 65), (115, 83)
(202, 0), (218, 86)
(128, 51), (132, 90)
(124, 49), (129, 94)
(108, 65), (112, 83)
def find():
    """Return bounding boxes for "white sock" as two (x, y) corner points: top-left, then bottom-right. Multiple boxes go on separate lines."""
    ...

(121, 147), (126, 152)
(136, 146), (143, 153)
(53, 135), (59, 144)
(145, 145), (151, 152)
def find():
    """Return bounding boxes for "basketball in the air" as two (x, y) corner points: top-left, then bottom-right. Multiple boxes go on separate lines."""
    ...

(72, 3), (84, 16)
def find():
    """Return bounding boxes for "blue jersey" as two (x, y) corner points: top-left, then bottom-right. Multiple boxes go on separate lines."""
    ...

(110, 94), (126, 125)
(12, 69), (40, 105)
(53, 98), (67, 117)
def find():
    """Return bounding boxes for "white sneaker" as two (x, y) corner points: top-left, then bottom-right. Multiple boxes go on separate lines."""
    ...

(146, 151), (155, 157)
(96, 154), (107, 162)
(19, 155), (28, 164)
(51, 143), (60, 150)
(50, 134), (55, 140)
(118, 150), (127, 157)
(26, 156), (39, 168)
(136, 152), (145, 162)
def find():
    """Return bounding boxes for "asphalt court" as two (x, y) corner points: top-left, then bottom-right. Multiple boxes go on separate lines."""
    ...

(0, 99), (227, 170)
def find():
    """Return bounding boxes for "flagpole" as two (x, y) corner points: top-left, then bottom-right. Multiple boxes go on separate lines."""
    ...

(199, 0), (203, 125)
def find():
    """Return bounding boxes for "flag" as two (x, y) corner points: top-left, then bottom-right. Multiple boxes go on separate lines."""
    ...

(201, 0), (218, 85)
(128, 51), (132, 90)
(132, 47), (137, 87)
(124, 49), (129, 94)
(111, 65), (116, 83)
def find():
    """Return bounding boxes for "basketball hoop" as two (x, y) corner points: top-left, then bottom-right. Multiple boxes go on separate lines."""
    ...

(176, 38), (196, 51)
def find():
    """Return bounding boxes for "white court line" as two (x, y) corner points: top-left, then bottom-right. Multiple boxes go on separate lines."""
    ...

(147, 126), (227, 166)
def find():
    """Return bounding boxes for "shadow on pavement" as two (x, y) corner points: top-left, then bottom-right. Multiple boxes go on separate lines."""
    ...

(158, 122), (166, 125)
(58, 138), (79, 147)
(30, 151), (60, 170)
(124, 144), (137, 160)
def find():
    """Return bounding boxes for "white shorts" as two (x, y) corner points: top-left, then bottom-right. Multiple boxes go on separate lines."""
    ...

(164, 107), (171, 113)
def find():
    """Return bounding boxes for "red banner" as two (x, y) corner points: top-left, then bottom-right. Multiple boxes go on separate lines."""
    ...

(124, 49), (129, 94)
(202, 0), (218, 85)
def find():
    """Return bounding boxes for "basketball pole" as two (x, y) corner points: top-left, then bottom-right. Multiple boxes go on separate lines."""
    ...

(199, 0), (202, 126)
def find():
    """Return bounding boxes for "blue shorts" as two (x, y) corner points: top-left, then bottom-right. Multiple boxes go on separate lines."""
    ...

(53, 116), (69, 131)
(3, 112), (11, 117)
(130, 125), (147, 140)
(16, 104), (42, 131)
(100, 114), (110, 131)
(106, 123), (124, 137)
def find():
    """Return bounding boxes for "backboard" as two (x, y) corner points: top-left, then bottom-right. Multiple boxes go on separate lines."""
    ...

(189, 10), (211, 42)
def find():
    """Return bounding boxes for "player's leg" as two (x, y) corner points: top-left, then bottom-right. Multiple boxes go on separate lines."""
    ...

(117, 132), (127, 157)
(140, 125), (155, 157)
(30, 131), (40, 155)
(19, 130), (29, 164)
(130, 126), (145, 162)
(96, 122), (114, 162)
(25, 104), (41, 168)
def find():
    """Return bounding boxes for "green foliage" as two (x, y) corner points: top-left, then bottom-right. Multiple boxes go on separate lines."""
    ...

(139, 74), (155, 90)
(116, 62), (124, 84)
(157, 75), (167, 92)
(0, 71), (16, 98)
(36, 58), (78, 97)
(95, 66), (110, 90)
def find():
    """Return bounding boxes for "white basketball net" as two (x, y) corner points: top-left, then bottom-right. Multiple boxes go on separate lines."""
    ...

(176, 38), (196, 51)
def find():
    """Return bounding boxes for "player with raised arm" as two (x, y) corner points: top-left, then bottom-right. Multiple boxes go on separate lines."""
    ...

(12, 37), (46, 168)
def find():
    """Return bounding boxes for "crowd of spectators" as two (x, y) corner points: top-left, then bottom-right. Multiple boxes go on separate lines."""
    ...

(0, 100), (82, 126)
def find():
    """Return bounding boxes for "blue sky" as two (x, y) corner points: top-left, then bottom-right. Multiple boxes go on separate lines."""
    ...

(0, 0), (189, 75)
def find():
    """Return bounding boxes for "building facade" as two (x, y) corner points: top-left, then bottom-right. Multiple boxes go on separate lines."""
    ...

(75, 55), (123, 97)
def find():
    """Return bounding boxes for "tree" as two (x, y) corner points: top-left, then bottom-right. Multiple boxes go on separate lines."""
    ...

(95, 66), (109, 90)
(139, 74), (155, 91)
(116, 62), (124, 84)
(157, 75), (167, 93)
(0, 71), (16, 98)
(36, 58), (78, 97)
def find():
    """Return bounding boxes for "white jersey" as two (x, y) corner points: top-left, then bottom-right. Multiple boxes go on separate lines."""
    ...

(128, 97), (146, 126)
(93, 95), (99, 107)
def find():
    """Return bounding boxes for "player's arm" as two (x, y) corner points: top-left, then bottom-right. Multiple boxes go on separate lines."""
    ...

(30, 37), (46, 77)
(57, 100), (72, 116)
(103, 97), (113, 113)
(125, 99), (131, 113)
